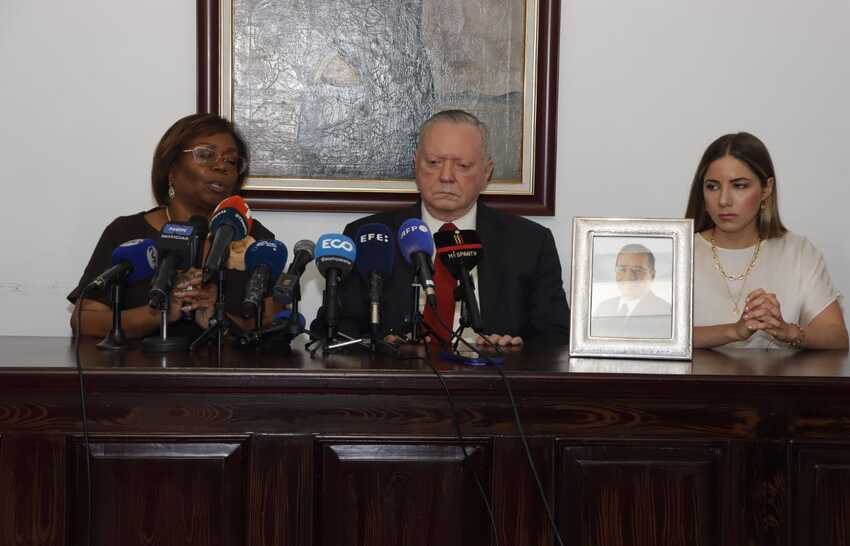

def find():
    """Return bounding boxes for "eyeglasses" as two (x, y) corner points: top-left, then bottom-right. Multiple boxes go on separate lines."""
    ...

(615, 265), (650, 277)
(183, 146), (247, 174)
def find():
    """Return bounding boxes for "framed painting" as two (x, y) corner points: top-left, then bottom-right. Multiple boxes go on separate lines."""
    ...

(569, 218), (694, 360)
(197, 0), (560, 214)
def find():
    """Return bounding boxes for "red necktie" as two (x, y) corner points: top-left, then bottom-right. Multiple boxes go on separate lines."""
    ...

(423, 223), (457, 346)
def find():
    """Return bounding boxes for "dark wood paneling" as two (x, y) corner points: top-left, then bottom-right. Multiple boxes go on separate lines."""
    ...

(1, 338), (850, 544)
(729, 441), (786, 546)
(318, 440), (493, 546)
(246, 435), (313, 546)
(492, 437), (555, 546)
(559, 442), (726, 546)
(0, 434), (66, 546)
(69, 437), (247, 546)
(792, 444), (850, 546)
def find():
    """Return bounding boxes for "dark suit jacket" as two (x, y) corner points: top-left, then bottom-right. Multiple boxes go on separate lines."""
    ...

(312, 202), (570, 345)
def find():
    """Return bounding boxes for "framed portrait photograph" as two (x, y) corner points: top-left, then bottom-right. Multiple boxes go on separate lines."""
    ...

(569, 218), (694, 360)
(196, 0), (560, 214)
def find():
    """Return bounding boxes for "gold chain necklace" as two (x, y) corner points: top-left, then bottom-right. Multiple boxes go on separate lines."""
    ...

(710, 230), (762, 315)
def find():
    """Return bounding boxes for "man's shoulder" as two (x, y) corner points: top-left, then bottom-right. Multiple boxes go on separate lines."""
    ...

(344, 204), (420, 235)
(478, 202), (551, 237)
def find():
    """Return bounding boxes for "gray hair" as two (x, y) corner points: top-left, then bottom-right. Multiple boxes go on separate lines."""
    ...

(618, 243), (656, 272)
(418, 109), (491, 160)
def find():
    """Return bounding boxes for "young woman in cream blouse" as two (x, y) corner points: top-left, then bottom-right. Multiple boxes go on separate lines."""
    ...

(685, 132), (848, 349)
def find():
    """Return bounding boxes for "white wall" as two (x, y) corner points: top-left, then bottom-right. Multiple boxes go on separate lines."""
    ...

(1, 0), (847, 336)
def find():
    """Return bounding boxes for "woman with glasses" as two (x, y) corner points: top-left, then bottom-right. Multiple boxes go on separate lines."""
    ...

(68, 113), (276, 339)
(686, 132), (847, 349)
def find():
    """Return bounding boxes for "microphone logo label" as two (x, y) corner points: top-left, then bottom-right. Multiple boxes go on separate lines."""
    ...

(321, 238), (355, 252)
(398, 223), (429, 239)
(146, 246), (158, 269)
(359, 232), (389, 243)
(163, 223), (194, 236)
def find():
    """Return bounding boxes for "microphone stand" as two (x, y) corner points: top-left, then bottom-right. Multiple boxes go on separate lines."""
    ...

(190, 267), (236, 363)
(305, 275), (395, 357)
(400, 282), (449, 354)
(141, 294), (190, 353)
(96, 282), (130, 350)
(238, 283), (309, 353)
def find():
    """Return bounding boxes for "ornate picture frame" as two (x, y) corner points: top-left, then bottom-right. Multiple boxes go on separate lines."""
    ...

(569, 218), (694, 360)
(196, 0), (560, 214)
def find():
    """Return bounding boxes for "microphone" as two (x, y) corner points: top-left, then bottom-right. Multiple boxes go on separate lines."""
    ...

(237, 309), (307, 347)
(188, 215), (209, 268)
(273, 239), (316, 305)
(397, 218), (436, 308)
(149, 220), (206, 310)
(241, 240), (288, 319)
(203, 196), (253, 284)
(88, 238), (158, 289)
(315, 234), (356, 335)
(355, 223), (394, 334)
(433, 228), (484, 331)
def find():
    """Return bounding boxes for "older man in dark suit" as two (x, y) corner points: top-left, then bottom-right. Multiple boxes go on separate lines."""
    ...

(314, 110), (570, 347)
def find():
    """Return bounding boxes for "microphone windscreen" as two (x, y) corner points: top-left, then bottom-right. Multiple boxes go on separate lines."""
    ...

(212, 195), (253, 234)
(111, 238), (158, 283)
(314, 233), (356, 277)
(272, 309), (306, 329)
(245, 239), (289, 278)
(397, 218), (434, 263)
(293, 238), (316, 259)
(188, 215), (209, 240)
(434, 229), (483, 275)
(355, 223), (394, 278)
(210, 207), (249, 240)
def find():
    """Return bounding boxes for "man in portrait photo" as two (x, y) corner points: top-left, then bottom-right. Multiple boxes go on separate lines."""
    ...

(591, 243), (672, 339)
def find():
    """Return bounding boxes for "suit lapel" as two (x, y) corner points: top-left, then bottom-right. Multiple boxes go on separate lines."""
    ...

(475, 204), (505, 330)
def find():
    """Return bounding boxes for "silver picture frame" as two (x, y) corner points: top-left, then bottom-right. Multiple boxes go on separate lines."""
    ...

(569, 218), (694, 360)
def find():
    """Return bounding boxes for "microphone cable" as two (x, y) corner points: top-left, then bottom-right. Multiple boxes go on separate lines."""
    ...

(73, 285), (95, 546)
(389, 339), (501, 546)
(435, 314), (567, 546)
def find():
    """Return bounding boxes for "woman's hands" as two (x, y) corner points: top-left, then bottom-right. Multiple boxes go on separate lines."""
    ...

(736, 288), (802, 345)
(170, 268), (218, 328)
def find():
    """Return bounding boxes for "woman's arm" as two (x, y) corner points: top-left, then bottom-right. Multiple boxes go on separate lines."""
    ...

(787, 301), (848, 350)
(694, 321), (753, 349)
(739, 290), (848, 350)
(70, 298), (168, 339)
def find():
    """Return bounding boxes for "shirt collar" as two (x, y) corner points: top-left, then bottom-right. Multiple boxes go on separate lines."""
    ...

(420, 202), (477, 234)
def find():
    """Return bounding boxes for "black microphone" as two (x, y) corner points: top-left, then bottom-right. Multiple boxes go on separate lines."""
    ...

(433, 228), (484, 332)
(188, 215), (209, 269)
(315, 234), (356, 336)
(397, 218), (437, 308)
(149, 220), (205, 310)
(237, 310), (307, 347)
(241, 240), (288, 319)
(202, 196), (252, 284)
(273, 239), (316, 305)
(355, 223), (394, 335)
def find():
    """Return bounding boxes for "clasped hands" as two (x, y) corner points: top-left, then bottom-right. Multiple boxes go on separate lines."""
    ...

(169, 268), (217, 328)
(735, 288), (803, 345)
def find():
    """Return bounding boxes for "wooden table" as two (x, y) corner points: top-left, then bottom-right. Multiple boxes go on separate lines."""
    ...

(1, 336), (848, 546)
